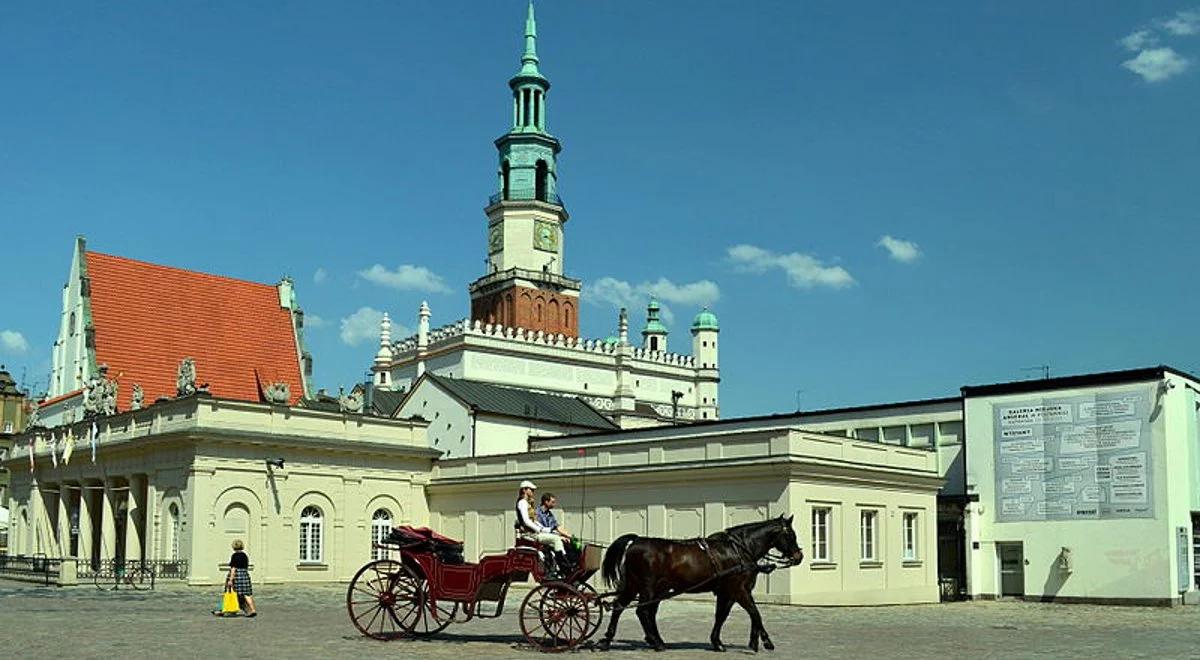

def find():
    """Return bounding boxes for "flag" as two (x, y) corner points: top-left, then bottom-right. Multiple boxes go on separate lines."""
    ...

(90, 421), (98, 463)
(28, 436), (35, 473)
(50, 432), (58, 468)
(62, 427), (74, 465)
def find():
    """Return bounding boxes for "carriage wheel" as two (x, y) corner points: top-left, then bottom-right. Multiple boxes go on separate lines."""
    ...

(575, 583), (605, 643)
(408, 580), (459, 638)
(346, 559), (420, 640)
(520, 583), (593, 653)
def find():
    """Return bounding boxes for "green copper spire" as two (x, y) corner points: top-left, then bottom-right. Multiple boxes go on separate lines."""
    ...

(520, 1), (540, 75)
(493, 1), (562, 207)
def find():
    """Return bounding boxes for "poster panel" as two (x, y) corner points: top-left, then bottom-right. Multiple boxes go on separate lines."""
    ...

(992, 385), (1154, 521)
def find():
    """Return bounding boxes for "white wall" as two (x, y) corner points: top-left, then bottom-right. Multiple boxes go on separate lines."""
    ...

(965, 378), (1197, 603)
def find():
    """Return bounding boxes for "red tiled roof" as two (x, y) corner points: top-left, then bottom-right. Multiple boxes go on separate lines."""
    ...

(85, 252), (304, 408)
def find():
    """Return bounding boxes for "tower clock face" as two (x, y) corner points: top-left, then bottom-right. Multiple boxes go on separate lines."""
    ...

(488, 223), (504, 253)
(534, 220), (558, 252)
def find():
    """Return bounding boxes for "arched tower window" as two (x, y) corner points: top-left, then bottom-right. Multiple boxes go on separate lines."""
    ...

(563, 303), (573, 332)
(501, 160), (511, 200)
(371, 509), (392, 560)
(535, 160), (548, 202)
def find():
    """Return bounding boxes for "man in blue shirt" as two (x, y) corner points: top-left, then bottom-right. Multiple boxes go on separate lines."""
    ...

(537, 492), (570, 539)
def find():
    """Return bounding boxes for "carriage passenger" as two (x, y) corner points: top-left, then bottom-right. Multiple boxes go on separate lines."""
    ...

(516, 480), (567, 578)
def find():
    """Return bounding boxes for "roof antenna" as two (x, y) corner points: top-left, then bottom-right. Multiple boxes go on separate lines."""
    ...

(1020, 365), (1050, 380)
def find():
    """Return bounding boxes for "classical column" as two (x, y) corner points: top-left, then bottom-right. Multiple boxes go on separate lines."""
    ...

(29, 480), (44, 554)
(57, 484), (71, 557)
(100, 479), (117, 562)
(78, 482), (94, 563)
(125, 474), (144, 563)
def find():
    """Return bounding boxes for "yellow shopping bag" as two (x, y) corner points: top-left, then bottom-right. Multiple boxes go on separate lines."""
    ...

(222, 589), (240, 615)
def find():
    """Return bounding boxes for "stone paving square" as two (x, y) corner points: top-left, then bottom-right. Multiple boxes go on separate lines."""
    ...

(3, 580), (1199, 659)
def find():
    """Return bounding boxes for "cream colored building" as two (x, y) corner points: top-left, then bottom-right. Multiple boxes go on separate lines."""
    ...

(5, 395), (436, 585)
(430, 421), (944, 605)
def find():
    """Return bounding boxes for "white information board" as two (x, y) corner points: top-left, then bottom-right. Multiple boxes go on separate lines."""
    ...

(992, 386), (1154, 521)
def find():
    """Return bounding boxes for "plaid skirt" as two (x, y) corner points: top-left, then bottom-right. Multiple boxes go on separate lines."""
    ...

(232, 568), (253, 596)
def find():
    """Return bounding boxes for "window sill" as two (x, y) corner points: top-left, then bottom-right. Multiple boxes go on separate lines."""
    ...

(859, 560), (884, 569)
(296, 563), (328, 571)
(902, 560), (923, 567)
(808, 561), (837, 571)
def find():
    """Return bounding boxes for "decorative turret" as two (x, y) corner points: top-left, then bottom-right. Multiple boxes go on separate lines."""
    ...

(417, 301), (431, 377)
(641, 298), (669, 352)
(373, 313), (394, 387)
(690, 307), (720, 369)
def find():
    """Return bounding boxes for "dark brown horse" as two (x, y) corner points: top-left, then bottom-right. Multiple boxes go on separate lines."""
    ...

(597, 515), (803, 653)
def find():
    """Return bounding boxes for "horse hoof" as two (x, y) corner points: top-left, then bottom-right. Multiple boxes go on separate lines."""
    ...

(596, 639), (611, 651)
(711, 642), (726, 652)
(764, 639), (775, 651)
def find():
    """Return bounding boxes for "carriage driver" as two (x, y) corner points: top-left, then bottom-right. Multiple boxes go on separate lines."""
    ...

(516, 480), (567, 578)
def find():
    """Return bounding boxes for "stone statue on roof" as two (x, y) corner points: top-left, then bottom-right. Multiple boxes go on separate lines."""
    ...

(100, 378), (118, 416)
(130, 384), (144, 411)
(25, 399), (41, 429)
(339, 386), (363, 414)
(263, 381), (290, 405)
(176, 358), (197, 397)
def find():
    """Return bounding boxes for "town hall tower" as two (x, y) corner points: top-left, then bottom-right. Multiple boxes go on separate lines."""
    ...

(469, 2), (579, 337)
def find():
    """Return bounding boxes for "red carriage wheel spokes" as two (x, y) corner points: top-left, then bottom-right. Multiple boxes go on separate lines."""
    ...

(407, 580), (458, 637)
(575, 583), (605, 643)
(520, 583), (593, 653)
(347, 559), (418, 641)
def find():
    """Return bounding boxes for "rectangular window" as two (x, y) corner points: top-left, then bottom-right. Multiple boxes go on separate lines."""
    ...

(860, 510), (878, 561)
(811, 507), (832, 562)
(3, 421), (12, 433)
(903, 512), (919, 561)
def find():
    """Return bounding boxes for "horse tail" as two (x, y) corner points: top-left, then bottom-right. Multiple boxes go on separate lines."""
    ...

(602, 534), (637, 588)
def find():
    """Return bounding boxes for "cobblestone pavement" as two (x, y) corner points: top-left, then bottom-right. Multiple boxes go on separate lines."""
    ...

(3, 579), (1199, 659)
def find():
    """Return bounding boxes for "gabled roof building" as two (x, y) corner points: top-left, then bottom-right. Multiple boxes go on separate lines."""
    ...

(41, 236), (312, 426)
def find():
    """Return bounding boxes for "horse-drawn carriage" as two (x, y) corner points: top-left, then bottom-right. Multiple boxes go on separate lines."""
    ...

(347, 517), (804, 653)
(346, 525), (606, 652)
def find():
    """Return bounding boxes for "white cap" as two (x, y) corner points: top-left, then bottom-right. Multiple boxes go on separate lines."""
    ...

(519, 480), (537, 490)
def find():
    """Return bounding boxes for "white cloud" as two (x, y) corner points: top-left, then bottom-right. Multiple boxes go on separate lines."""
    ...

(1119, 29), (1158, 52)
(340, 307), (385, 346)
(726, 244), (855, 290)
(0, 330), (29, 354)
(358, 264), (451, 293)
(305, 313), (328, 328)
(583, 276), (720, 327)
(1161, 9), (1200, 36)
(876, 235), (923, 263)
(313, 268), (328, 284)
(1122, 47), (1191, 82)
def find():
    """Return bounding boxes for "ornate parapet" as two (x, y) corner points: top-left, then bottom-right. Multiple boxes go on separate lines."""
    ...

(388, 318), (630, 363)
(629, 347), (697, 369)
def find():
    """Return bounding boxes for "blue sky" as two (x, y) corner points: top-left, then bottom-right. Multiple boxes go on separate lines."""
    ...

(2, 2), (1198, 416)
